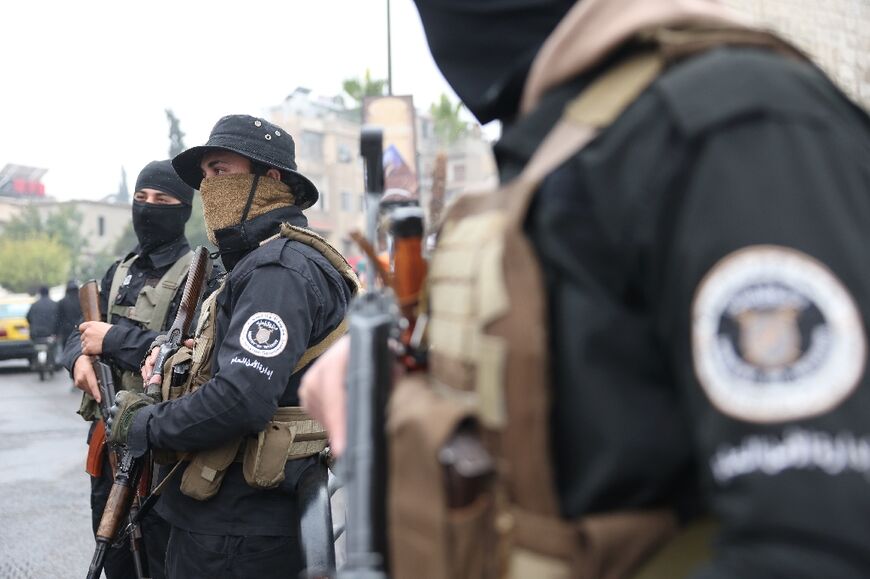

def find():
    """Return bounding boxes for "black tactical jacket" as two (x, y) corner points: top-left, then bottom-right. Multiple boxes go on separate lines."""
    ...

(496, 47), (870, 578)
(56, 290), (82, 342)
(129, 206), (354, 536)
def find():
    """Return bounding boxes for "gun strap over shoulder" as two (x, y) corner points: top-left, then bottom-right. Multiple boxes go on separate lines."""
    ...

(107, 254), (138, 322)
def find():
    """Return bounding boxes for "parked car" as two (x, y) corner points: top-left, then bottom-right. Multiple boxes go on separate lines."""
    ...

(0, 295), (36, 361)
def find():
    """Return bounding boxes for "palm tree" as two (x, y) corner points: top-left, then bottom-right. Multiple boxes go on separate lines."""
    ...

(429, 94), (468, 146)
(342, 69), (388, 107)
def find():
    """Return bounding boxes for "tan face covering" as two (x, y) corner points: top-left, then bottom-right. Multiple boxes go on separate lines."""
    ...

(199, 174), (296, 244)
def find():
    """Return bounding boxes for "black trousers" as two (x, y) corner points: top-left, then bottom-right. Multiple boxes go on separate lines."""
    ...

(164, 525), (303, 579)
(91, 451), (170, 579)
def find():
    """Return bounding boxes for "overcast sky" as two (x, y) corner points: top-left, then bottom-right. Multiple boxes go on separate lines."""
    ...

(1, 0), (466, 201)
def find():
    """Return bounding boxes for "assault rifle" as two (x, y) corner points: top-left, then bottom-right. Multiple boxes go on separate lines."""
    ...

(86, 246), (212, 579)
(79, 280), (149, 578)
(340, 126), (394, 579)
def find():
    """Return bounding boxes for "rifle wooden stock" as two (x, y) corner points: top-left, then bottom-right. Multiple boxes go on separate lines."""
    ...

(79, 280), (101, 324)
(87, 450), (143, 579)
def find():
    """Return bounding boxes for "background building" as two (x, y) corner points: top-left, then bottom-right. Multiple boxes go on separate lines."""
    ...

(268, 87), (498, 262)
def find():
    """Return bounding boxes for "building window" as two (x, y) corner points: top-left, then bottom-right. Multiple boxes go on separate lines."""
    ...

(313, 189), (330, 212)
(98, 216), (105, 237)
(300, 131), (324, 162)
(452, 163), (466, 183)
(340, 191), (353, 212)
(337, 143), (353, 164)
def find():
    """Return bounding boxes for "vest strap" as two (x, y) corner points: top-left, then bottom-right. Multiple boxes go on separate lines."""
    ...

(107, 254), (138, 320)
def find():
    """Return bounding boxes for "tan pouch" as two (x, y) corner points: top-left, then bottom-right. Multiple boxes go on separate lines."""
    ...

(242, 420), (296, 489)
(179, 438), (244, 500)
(161, 346), (194, 402)
(388, 373), (497, 579)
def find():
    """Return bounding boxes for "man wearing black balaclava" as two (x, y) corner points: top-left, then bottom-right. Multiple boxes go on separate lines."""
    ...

(63, 159), (205, 579)
(298, 1), (870, 578)
(110, 115), (357, 579)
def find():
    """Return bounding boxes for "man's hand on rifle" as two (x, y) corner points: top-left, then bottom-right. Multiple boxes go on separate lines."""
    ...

(107, 391), (153, 446)
(140, 338), (194, 386)
(79, 321), (112, 356)
(300, 335), (350, 457)
(73, 355), (101, 402)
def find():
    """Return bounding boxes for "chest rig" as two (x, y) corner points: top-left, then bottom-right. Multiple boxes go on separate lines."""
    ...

(159, 223), (361, 500)
(387, 26), (805, 579)
(78, 251), (193, 422)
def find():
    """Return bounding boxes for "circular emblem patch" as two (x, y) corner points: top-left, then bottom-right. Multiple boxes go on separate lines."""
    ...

(239, 312), (287, 358)
(692, 245), (866, 423)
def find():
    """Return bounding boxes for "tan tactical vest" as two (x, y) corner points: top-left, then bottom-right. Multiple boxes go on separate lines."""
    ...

(78, 251), (193, 421)
(160, 223), (361, 500)
(387, 26), (805, 579)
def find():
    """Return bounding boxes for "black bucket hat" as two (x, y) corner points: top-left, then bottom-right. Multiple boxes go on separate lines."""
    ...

(172, 114), (319, 209)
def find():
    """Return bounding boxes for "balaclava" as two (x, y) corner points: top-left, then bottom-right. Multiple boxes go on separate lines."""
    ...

(413, 0), (576, 123)
(132, 160), (193, 255)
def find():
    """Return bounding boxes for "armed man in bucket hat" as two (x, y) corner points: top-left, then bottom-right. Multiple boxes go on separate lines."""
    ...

(113, 115), (359, 578)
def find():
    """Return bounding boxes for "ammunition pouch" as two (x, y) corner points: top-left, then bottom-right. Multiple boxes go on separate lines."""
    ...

(77, 367), (145, 422)
(388, 373), (497, 579)
(179, 406), (328, 500)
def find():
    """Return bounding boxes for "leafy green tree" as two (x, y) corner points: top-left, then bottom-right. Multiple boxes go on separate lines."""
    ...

(429, 93), (468, 146)
(3, 204), (90, 278)
(0, 236), (70, 293)
(2, 206), (45, 239)
(113, 222), (138, 255)
(342, 69), (387, 107)
(78, 248), (119, 283)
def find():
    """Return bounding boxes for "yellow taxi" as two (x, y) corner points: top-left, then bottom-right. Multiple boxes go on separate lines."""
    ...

(0, 295), (36, 361)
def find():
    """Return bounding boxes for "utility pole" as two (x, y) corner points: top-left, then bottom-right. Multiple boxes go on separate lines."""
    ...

(386, 0), (393, 96)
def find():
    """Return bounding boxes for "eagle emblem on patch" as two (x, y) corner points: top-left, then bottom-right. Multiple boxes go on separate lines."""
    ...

(239, 312), (287, 358)
(692, 245), (866, 423)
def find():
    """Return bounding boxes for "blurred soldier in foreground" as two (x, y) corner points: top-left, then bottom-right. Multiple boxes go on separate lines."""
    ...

(301, 0), (870, 577)
(64, 159), (200, 579)
(125, 115), (358, 578)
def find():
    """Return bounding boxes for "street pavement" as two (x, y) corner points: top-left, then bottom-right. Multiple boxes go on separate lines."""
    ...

(0, 359), (92, 578)
(0, 358), (348, 578)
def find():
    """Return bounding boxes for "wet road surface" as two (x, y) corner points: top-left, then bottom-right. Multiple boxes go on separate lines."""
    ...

(0, 359), (92, 578)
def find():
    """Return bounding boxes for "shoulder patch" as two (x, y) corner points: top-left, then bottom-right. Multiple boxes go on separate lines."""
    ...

(692, 245), (865, 423)
(239, 312), (288, 358)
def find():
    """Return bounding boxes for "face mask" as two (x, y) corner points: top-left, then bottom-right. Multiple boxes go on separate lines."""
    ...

(199, 174), (294, 244)
(199, 174), (295, 270)
(132, 202), (191, 254)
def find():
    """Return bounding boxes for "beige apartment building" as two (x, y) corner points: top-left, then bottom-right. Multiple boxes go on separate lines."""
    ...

(0, 197), (130, 258)
(268, 88), (498, 262)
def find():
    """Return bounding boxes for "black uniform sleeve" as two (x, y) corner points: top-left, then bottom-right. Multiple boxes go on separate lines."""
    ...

(129, 261), (325, 455)
(639, 53), (870, 577)
(62, 261), (117, 373)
